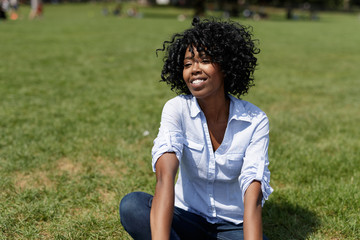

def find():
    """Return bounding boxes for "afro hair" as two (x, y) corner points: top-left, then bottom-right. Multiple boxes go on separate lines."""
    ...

(157, 17), (260, 98)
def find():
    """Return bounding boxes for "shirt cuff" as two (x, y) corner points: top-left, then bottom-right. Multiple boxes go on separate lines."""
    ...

(151, 129), (183, 172)
(241, 168), (273, 206)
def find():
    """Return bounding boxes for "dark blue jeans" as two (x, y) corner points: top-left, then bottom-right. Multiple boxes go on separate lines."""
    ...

(119, 192), (269, 240)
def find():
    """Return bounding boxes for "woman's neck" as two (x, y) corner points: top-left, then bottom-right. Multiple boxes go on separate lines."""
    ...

(197, 95), (230, 124)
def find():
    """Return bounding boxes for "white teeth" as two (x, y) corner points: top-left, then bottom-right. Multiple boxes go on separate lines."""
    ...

(192, 79), (204, 84)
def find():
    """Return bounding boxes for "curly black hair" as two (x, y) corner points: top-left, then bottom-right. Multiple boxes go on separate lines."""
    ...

(157, 17), (260, 98)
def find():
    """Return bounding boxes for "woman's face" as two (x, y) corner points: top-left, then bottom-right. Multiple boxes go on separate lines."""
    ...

(182, 46), (225, 101)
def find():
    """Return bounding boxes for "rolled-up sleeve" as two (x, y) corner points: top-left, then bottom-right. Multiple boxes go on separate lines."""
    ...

(239, 115), (273, 205)
(151, 99), (184, 172)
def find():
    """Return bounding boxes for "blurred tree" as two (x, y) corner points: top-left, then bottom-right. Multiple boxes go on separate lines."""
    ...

(194, 0), (206, 17)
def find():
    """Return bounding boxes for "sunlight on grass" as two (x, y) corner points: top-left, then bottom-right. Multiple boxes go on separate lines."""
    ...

(0, 4), (359, 239)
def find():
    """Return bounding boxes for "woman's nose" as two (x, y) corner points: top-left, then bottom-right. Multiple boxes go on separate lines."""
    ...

(191, 62), (201, 74)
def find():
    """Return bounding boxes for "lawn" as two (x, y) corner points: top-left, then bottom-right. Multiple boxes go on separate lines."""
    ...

(0, 3), (359, 239)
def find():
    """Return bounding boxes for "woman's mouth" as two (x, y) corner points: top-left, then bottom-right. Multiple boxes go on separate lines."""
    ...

(191, 78), (206, 85)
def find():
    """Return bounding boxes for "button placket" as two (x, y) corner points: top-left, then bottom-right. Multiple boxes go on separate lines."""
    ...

(202, 115), (217, 217)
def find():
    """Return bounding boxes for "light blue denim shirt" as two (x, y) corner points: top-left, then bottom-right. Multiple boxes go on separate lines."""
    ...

(152, 94), (273, 224)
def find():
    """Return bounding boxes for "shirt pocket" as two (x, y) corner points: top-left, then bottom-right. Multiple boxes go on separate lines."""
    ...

(220, 153), (244, 180)
(183, 139), (204, 167)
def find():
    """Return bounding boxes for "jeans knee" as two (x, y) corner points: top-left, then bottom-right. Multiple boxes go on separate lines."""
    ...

(120, 192), (136, 220)
(119, 192), (153, 238)
(119, 192), (152, 226)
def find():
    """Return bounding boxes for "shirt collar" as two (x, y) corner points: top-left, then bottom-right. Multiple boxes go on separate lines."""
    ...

(228, 95), (252, 122)
(189, 95), (251, 122)
(190, 95), (201, 118)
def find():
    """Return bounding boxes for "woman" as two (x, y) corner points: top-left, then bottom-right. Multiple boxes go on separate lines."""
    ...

(120, 17), (273, 240)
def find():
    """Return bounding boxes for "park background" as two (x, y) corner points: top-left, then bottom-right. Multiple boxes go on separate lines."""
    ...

(1, 0), (360, 239)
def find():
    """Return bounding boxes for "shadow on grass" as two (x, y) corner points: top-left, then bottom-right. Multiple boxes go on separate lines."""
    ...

(263, 199), (320, 240)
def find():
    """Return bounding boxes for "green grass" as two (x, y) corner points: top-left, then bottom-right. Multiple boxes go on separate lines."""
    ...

(1, 4), (359, 239)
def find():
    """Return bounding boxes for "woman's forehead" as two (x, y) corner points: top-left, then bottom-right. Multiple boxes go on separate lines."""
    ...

(185, 45), (208, 57)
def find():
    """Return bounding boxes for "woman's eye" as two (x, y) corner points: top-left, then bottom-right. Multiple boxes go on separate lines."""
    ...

(202, 59), (211, 63)
(184, 63), (192, 68)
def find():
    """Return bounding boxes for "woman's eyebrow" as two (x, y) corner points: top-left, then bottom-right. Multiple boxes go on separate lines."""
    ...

(199, 52), (208, 57)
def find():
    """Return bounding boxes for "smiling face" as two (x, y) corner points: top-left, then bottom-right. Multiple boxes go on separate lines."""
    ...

(182, 47), (225, 102)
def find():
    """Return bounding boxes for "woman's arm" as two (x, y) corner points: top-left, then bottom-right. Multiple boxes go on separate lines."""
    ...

(150, 152), (179, 240)
(244, 180), (263, 240)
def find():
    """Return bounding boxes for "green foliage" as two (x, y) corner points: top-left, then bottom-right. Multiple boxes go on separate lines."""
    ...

(0, 4), (359, 239)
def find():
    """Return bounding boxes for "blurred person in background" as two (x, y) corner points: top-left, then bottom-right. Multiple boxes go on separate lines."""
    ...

(29, 0), (42, 19)
(9, 0), (18, 20)
(1, 0), (9, 20)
